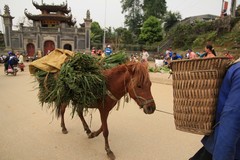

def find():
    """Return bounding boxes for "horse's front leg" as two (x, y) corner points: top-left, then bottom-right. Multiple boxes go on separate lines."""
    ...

(99, 109), (115, 160)
(60, 103), (68, 134)
(88, 126), (102, 138)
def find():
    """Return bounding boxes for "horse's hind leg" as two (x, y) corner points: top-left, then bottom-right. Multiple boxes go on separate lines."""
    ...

(78, 111), (92, 135)
(88, 126), (103, 138)
(60, 104), (68, 134)
(78, 110), (103, 138)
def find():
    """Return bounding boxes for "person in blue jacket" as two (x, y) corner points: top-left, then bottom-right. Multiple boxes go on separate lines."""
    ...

(189, 59), (240, 160)
(172, 52), (182, 60)
(104, 44), (112, 56)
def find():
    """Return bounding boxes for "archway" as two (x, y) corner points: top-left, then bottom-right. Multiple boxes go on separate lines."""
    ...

(64, 44), (72, 51)
(44, 40), (55, 55)
(26, 43), (35, 57)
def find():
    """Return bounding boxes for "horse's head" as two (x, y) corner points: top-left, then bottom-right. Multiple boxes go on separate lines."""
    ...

(126, 62), (156, 114)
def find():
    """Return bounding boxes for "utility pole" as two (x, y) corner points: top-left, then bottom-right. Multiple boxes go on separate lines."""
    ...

(231, 0), (237, 17)
(103, 0), (107, 50)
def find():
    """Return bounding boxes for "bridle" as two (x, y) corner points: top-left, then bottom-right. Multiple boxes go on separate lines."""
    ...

(131, 80), (154, 107)
(106, 65), (154, 107)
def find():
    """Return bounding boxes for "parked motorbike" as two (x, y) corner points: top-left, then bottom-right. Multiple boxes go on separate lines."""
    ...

(5, 65), (18, 76)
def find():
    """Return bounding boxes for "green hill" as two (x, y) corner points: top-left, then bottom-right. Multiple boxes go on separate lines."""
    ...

(163, 16), (240, 58)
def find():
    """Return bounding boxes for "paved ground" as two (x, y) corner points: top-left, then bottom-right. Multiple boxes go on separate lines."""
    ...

(0, 62), (202, 160)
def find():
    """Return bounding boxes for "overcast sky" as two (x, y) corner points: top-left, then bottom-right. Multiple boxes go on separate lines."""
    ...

(0, 0), (239, 32)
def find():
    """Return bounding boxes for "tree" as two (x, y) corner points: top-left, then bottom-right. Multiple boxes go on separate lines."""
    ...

(114, 27), (134, 44)
(138, 16), (163, 45)
(163, 11), (182, 32)
(90, 21), (103, 44)
(121, 0), (143, 37)
(142, 0), (167, 20)
(105, 27), (114, 45)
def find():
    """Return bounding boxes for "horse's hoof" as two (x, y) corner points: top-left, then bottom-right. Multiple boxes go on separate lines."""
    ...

(88, 132), (95, 139)
(107, 151), (116, 160)
(86, 129), (91, 135)
(62, 129), (68, 134)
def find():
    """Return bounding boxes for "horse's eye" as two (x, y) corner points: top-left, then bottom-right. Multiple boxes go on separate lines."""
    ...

(137, 85), (142, 88)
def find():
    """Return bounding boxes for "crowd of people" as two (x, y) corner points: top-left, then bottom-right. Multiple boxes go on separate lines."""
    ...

(129, 48), (150, 64)
(91, 45), (150, 65)
(162, 45), (235, 67)
(91, 44), (113, 58)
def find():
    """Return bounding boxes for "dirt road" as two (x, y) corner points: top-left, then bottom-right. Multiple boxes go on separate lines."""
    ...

(0, 63), (202, 160)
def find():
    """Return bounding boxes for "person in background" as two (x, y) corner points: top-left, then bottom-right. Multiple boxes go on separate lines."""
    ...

(17, 52), (25, 71)
(104, 45), (113, 56)
(224, 51), (234, 60)
(37, 50), (42, 59)
(199, 51), (207, 58)
(204, 44), (216, 58)
(141, 48), (149, 63)
(221, 9), (227, 17)
(4, 52), (11, 71)
(97, 49), (103, 57)
(130, 54), (134, 61)
(188, 49), (197, 59)
(91, 47), (97, 56)
(4, 51), (18, 72)
(189, 58), (240, 160)
(172, 52), (183, 60)
(165, 47), (173, 58)
(130, 54), (138, 62)
(185, 51), (190, 59)
(164, 57), (172, 68)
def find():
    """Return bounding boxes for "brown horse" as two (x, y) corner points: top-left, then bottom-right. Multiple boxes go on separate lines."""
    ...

(59, 62), (156, 160)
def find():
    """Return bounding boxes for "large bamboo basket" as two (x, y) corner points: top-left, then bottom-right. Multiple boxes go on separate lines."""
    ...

(171, 57), (230, 135)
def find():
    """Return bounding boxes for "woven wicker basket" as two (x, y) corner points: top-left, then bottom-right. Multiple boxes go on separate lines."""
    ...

(171, 57), (230, 135)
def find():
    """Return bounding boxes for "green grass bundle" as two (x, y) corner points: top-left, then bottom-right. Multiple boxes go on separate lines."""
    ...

(100, 51), (129, 69)
(149, 66), (171, 73)
(34, 70), (58, 105)
(53, 53), (106, 116)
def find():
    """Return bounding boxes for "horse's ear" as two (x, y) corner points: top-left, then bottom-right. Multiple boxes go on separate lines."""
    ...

(126, 63), (136, 75)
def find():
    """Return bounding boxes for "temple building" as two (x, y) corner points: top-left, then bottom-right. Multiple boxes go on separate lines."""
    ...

(0, 1), (92, 57)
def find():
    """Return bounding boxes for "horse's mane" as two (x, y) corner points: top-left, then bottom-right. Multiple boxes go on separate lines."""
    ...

(104, 62), (150, 88)
(125, 62), (150, 87)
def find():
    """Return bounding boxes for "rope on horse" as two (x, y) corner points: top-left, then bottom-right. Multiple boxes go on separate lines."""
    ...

(155, 109), (173, 115)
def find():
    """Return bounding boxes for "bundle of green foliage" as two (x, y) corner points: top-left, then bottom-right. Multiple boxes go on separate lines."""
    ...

(100, 51), (129, 69)
(34, 52), (128, 116)
(53, 53), (106, 114)
(34, 70), (58, 105)
(149, 66), (170, 73)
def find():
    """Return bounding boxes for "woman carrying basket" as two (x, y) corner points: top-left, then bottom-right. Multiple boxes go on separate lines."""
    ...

(190, 58), (240, 160)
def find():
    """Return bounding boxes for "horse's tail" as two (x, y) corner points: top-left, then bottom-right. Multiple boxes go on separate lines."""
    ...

(55, 102), (69, 118)
(55, 105), (61, 118)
